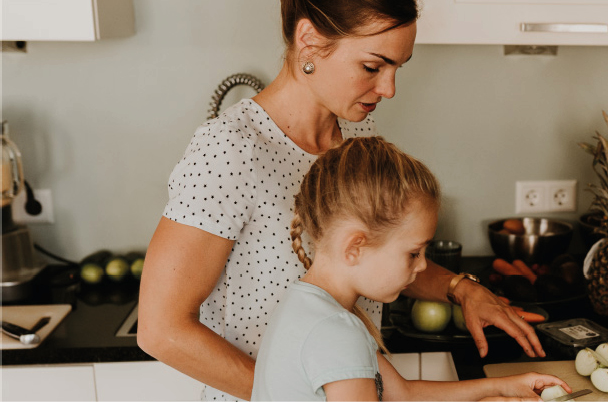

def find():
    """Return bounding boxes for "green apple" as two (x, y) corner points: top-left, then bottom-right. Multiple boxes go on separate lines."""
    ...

(411, 300), (452, 333)
(130, 258), (144, 280)
(105, 257), (130, 282)
(452, 305), (468, 332)
(80, 263), (104, 284)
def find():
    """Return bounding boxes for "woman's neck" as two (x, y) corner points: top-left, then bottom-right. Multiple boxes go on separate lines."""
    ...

(253, 65), (342, 155)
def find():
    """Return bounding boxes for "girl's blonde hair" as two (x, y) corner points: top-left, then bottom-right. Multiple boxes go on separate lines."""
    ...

(290, 136), (440, 353)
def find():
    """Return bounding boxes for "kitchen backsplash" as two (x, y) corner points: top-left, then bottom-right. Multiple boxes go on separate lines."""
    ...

(2, 0), (607, 260)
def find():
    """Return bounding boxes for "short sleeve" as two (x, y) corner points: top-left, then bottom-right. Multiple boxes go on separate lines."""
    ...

(301, 312), (379, 396)
(163, 120), (257, 240)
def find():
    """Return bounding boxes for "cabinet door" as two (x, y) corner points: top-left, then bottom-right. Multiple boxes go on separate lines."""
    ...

(416, 0), (608, 45)
(93, 361), (203, 401)
(1, 0), (135, 41)
(1, 365), (97, 401)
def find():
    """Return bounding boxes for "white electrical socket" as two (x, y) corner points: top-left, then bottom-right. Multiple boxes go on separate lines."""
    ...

(12, 188), (55, 224)
(515, 180), (577, 213)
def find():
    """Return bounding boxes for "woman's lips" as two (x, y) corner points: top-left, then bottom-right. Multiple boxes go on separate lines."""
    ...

(360, 102), (377, 113)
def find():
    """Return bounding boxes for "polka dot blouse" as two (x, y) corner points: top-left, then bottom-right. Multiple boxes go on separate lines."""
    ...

(163, 99), (381, 400)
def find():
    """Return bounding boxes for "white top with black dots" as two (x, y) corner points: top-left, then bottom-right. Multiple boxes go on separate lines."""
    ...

(163, 99), (380, 400)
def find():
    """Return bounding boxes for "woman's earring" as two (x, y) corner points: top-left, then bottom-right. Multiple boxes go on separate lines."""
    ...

(302, 61), (315, 75)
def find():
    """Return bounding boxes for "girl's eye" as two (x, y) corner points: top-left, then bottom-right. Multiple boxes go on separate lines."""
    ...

(410, 252), (421, 259)
(363, 65), (379, 73)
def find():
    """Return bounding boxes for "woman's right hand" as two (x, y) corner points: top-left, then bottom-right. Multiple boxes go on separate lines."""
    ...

(487, 372), (572, 401)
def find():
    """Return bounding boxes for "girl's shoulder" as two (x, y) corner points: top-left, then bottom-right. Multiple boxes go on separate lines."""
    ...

(338, 114), (377, 139)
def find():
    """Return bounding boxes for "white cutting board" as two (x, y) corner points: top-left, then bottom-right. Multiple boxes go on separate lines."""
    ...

(1, 304), (72, 350)
(484, 360), (605, 401)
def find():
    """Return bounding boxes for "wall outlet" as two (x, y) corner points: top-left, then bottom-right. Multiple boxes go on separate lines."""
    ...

(515, 180), (577, 213)
(12, 188), (55, 224)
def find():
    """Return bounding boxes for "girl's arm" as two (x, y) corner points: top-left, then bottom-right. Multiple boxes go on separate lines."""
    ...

(377, 352), (571, 401)
(402, 260), (545, 358)
(324, 378), (379, 401)
(137, 217), (255, 400)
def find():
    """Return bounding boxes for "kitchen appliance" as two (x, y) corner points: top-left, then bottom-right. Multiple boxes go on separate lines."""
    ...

(1, 120), (43, 302)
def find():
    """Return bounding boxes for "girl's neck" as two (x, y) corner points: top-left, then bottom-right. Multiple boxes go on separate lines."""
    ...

(301, 261), (360, 312)
(253, 64), (342, 155)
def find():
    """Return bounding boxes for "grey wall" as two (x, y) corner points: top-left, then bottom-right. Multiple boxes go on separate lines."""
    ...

(2, 0), (607, 262)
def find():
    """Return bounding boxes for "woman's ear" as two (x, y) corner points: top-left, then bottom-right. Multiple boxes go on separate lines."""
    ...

(295, 18), (320, 58)
(344, 232), (367, 266)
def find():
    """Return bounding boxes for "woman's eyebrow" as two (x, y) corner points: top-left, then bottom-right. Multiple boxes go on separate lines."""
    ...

(368, 52), (414, 66)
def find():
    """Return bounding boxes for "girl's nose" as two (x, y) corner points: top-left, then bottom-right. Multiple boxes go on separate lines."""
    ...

(415, 257), (428, 273)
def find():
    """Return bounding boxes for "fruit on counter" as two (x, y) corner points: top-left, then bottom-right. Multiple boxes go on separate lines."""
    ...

(125, 251), (145, 281)
(452, 305), (468, 332)
(105, 256), (130, 282)
(411, 300), (451, 333)
(79, 249), (112, 284)
(502, 219), (525, 235)
(540, 385), (570, 401)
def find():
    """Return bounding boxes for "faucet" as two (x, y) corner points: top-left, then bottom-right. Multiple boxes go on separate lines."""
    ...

(207, 73), (265, 120)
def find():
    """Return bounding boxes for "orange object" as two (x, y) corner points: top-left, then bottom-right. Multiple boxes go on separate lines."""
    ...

(517, 310), (546, 323)
(503, 219), (525, 235)
(492, 258), (522, 276)
(498, 296), (511, 305)
(512, 260), (538, 284)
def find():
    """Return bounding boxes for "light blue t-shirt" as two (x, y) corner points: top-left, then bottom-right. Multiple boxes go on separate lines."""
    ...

(252, 281), (381, 401)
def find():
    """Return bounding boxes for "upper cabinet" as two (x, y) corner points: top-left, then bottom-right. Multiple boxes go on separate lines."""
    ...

(1, 0), (135, 41)
(416, 0), (608, 46)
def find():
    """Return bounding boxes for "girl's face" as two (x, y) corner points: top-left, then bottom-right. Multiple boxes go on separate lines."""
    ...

(307, 20), (417, 122)
(354, 200), (438, 304)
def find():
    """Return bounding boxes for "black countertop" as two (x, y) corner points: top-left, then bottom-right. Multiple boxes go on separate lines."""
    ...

(2, 257), (606, 381)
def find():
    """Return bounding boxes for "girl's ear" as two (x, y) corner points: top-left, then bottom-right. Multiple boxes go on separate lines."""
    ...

(344, 232), (367, 266)
(295, 18), (321, 58)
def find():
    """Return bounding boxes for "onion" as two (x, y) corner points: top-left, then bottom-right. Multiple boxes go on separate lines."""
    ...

(576, 348), (601, 376)
(596, 343), (608, 364)
(589, 348), (608, 367)
(591, 368), (608, 392)
(540, 385), (570, 401)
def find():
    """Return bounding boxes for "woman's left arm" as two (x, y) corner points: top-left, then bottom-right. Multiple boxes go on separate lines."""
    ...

(401, 260), (545, 358)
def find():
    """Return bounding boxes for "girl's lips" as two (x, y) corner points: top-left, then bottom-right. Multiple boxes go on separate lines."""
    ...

(360, 102), (377, 113)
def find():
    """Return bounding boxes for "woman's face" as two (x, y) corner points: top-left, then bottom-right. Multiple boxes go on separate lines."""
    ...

(307, 20), (417, 122)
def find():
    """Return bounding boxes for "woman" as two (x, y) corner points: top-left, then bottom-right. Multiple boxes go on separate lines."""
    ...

(138, 1), (545, 400)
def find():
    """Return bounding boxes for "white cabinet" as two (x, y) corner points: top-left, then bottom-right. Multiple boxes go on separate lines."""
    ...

(1, 361), (203, 401)
(93, 361), (203, 401)
(0, 0), (135, 41)
(416, 0), (608, 46)
(2, 365), (97, 401)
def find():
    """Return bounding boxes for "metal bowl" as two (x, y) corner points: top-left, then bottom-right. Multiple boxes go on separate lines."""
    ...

(488, 218), (573, 265)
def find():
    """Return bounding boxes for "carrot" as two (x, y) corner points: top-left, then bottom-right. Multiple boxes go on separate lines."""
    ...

(510, 305), (524, 312)
(503, 219), (525, 235)
(518, 310), (546, 324)
(512, 260), (538, 284)
(492, 258), (522, 276)
(498, 296), (511, 305)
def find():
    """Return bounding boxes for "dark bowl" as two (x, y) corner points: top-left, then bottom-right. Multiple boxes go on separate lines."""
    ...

(488, 218), (573, 265)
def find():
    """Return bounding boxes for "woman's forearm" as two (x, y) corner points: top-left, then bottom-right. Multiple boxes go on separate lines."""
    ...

(138, 318), (255, 400)
(401, 259), (453, 302)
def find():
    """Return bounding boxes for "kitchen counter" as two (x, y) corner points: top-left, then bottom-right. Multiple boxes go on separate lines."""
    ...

(2, 257), (607, 383)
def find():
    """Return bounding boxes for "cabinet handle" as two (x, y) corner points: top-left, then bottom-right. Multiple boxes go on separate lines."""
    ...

(520, 23), (608, 33)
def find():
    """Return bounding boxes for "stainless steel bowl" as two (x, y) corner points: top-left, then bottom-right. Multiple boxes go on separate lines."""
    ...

(488, 218), (573, 265)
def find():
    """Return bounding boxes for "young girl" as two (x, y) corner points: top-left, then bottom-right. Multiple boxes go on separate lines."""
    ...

(252, 137), (570, 401)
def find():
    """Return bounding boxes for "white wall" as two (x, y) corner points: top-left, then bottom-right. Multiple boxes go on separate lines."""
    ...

(2, 0), (607, 261)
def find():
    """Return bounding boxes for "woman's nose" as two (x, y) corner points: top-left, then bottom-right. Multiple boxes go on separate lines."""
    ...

(376, 73), (396, 99)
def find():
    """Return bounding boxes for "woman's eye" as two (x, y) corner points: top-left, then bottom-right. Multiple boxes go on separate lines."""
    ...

(363, 65), (379, 73)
